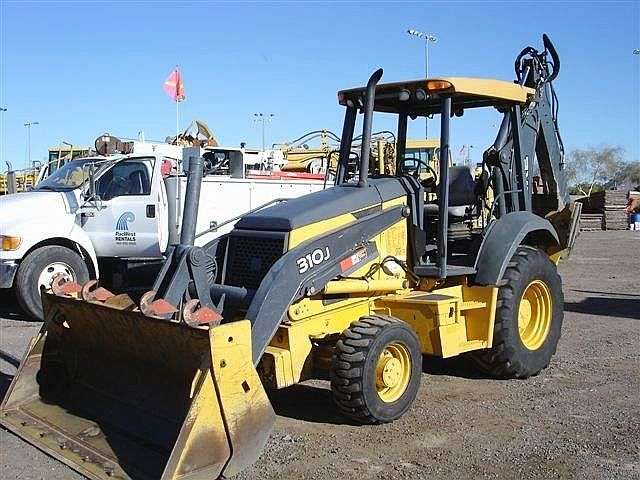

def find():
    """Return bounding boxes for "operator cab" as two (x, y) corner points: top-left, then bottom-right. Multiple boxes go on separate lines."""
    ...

(335, 74), (538, 278)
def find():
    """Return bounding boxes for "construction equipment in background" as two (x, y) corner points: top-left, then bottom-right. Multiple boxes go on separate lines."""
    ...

(0, 136), (439, 195)
(167, 118), (220, 147)
(272, 129), (340, 173)
(1, 35), (581, 480)
(0, 121), (222, 195)
(1, 145), (96, 195)
(47, 143), (93, 169)
(405, 138), (441, 170)
(31, 119), (219, 188)
(34, 144), (96, 187)
(0, 162), (38, 195)
(272, 128), (443, 176)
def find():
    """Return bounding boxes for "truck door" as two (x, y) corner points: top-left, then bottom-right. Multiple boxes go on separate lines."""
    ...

(82, 157), (162, 258)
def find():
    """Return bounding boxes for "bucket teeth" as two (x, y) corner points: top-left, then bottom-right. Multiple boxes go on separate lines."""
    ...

(80, 280), (115, 302)
(183, 299), (223, 327)
(139, 290), (178, 319)
(103, 293), (136, 310)
(51, 274), (82, 297)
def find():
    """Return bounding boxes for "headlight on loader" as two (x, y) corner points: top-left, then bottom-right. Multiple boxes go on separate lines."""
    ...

(1, 235), (22, 251)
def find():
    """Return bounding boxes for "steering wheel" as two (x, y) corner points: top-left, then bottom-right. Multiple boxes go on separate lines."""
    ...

(403, 157), (438, 183)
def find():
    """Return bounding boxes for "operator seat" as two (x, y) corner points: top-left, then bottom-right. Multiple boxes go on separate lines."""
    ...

(424, 165), (477, 220)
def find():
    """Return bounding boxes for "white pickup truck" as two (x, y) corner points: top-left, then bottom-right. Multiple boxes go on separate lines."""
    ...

(0, 145), (324, 318)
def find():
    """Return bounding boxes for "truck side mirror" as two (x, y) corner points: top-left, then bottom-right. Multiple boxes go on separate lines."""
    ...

(83, 164), (100, 202)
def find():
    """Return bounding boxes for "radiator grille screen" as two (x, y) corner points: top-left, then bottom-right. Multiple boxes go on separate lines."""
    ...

(225, 232), (286, 290)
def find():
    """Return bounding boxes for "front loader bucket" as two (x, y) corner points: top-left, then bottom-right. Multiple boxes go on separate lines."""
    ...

(0, 292), (275, 480)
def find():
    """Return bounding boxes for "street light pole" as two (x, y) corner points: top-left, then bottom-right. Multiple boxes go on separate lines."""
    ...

(407, 29), (437, 139)
(24, 121), (39, 168)
(465, 145), (474, 166)
(253, 113), (275, 150)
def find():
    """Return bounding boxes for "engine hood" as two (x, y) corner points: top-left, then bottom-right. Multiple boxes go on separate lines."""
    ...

(0, 191), (75, 231)
(235, 177), (406, 231)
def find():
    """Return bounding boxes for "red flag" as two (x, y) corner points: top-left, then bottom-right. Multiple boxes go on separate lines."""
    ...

(163, 67), (185, 102)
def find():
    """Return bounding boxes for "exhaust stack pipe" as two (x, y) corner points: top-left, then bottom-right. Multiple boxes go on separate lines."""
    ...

(180, 155), (204, 246)
(359, 68), (384, 187)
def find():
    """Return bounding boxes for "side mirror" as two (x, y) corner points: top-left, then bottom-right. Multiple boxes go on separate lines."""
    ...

(83, 164), (100, 202)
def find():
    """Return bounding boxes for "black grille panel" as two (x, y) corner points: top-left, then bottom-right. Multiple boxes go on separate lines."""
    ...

(225, 231), (286, 290)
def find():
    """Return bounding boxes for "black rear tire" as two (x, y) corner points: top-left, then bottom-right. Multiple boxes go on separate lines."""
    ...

(15, 245), (89, 320)
(470, 246), (563, 378)
(330, 314), (422, 424)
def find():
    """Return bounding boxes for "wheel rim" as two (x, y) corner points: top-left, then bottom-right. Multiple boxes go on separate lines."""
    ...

(37, 262), (76, 291)
(375, 342), (411, 403)
(518, 280), (552, 350)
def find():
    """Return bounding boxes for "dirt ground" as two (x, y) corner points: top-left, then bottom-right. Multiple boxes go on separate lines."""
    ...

(1, 230), (638, 480)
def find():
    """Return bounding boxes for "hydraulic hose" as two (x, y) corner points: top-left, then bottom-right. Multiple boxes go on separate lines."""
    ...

(542, 33), (560, 82)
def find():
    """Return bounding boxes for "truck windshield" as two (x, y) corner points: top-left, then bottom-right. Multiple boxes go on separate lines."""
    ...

(36, 159), (108, 192)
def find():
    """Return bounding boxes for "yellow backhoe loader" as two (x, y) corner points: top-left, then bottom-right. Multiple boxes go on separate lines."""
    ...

(1, 35), (581, 480)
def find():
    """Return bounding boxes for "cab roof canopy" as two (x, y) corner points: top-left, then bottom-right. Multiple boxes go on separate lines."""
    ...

(338, 77), (535, 116)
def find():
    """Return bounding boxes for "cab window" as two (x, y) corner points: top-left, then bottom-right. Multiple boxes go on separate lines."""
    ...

(96, 159), (153, 200)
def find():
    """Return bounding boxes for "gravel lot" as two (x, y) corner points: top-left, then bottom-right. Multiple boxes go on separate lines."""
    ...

(1, 231), (639, 480)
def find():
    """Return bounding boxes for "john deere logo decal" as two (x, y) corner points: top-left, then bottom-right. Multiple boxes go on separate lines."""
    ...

(115, 211), (136, 244)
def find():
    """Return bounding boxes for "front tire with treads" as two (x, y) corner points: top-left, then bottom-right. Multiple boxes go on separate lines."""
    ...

(330, 315), (421, 424)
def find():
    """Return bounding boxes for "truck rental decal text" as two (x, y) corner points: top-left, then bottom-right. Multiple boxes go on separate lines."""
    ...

(115, 212), (137, 245)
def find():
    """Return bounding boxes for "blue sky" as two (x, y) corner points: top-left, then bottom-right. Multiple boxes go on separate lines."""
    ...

(1, 1), (639, 170)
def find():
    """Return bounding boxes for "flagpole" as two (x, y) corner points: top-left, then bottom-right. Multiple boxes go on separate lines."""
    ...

(163, 65), (185, 242)
(175, 64), (180, 144)
(175, 66), (181, 244)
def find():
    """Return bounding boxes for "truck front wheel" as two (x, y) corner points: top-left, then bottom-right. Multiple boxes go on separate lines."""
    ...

(15, 245), (90, 320)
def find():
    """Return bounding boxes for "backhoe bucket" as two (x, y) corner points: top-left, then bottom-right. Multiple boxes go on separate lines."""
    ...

(0, 292), (275, 480)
